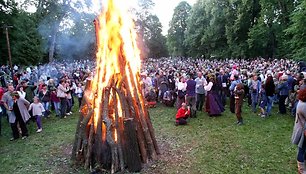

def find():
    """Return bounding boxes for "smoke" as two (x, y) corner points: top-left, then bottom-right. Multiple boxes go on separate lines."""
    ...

(37, 0), (97, 61)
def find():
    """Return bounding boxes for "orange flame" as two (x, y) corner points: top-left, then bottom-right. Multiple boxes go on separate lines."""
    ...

(90, 0), (143, 143)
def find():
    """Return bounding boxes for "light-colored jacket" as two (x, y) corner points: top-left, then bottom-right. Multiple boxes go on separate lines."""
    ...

(57, 84), (68, 98)
(16, 98), (31, 123)
(29, 103), (45, 116)
(291, 101), (306, 148)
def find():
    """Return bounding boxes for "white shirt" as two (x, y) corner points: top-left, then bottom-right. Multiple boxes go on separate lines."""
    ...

(204, 82), (213, 91)
(177, 82), (187, 91)
(17, 91), (26, 99)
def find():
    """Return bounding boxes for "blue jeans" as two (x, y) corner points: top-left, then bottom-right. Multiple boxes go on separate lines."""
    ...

(266, 96), (274, 115)
(251, 92), (258, 112)
(42, 101), (50, 117)
(298, 139), (306, 162)
(53, 102), (60, 116)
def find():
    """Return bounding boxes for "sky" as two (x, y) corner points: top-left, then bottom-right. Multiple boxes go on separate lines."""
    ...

(19, 0), (197, 35)
(153, 0), (197, 34)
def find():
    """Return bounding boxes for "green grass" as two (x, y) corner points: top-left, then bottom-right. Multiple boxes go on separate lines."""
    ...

(0, 103), (297, 174)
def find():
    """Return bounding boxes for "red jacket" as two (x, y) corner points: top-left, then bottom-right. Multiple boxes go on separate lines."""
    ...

(0, 87), (4, 104)
(176, 108), (190, 119)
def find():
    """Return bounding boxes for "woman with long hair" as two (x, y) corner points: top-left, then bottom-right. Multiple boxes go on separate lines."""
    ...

(264, 75), (275, 116)
(204, 74), (224, 116)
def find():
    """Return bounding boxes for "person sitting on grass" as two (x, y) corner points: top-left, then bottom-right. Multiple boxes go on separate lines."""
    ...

(28, 96), (45, 133)
(175, 103), (190, 126)
(234, 83), (244, 125)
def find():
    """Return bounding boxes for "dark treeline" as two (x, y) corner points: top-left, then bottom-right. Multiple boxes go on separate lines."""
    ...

(0, 0), (167, 65)
(167, 0), (306, 60)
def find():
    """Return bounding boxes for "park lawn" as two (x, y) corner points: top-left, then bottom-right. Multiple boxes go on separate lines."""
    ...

(0, 103), (297, 174)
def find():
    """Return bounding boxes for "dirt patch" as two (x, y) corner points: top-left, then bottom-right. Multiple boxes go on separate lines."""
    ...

(142, 136), (194, 174)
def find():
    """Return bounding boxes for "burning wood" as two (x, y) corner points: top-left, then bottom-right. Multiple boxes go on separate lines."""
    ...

(71, 0), (159, 173)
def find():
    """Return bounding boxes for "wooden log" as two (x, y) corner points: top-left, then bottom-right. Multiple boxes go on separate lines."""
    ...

(113, 89), (125, 171)
(125, 88), (148, 163)
(75, 109), (93, 160)
(123, 118), (142, 172)
(85, 123), (94, 169)
(126, 65), (157, 160)
(102, 89), (118, 173)
(72, 80), (92, 163)
(145, 110), (160, 155)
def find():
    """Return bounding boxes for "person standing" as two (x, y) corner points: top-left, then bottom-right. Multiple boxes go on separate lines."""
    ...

(38, 84), (51, 117)
(234, 83), (244, 125)
(278, 75), (289, 114)
(0, 86), (5, 136)
(291, 88), (306, 174)
(264, 75), (275, 116)
(57, 79), (68, 118)
(11, 92), (31, 140)
(176, 76), (187, 110)
(28, 96), (45, 133)
(229, 75), (242, 113)
(1, 84), (15, 139)
(195, 72), (207, 111)
(249, 75), (261, 113)
(75, 83), (84, 109)
(217, 69), (228, 107)
(157, 71), (169, 102)
(50, 88), (61, 117)
(204, 74), (225, 116)
(185, 75), (197, 117)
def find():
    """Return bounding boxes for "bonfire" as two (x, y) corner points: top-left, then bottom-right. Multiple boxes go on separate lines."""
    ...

(71, 0), (159, 173)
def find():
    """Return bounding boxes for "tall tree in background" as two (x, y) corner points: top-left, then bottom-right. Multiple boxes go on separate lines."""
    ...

(136, 0), (168, 58)
(184, 0), (209, 57)
(225, 0), (260, 58)
(0, 0), (43, 65)
(167, 1), (191, 57)
(285, 0), (306, 60)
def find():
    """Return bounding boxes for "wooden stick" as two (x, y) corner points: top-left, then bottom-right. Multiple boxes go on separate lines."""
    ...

(85, 123), (94, 168)
(113, 89), (125, 171)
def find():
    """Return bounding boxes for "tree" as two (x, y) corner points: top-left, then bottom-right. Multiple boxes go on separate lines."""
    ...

(184, 0), (209, 57)
(167, 1), (191, 57)
(0, 1), (43, 65)
(285, 0), (306, 60)
(136, 0), (168, 58)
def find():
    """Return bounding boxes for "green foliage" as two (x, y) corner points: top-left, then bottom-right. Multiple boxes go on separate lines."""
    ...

(167, 1), (191, 57)
(0, 103), (296, 173)
(286, 0), (306, 60)
(136, 0), (168, 58)
(181, 0), (300, 59)
(0, 1), (43, 65)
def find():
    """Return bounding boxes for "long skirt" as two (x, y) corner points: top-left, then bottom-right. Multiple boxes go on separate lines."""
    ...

(205, 91), (225, 116)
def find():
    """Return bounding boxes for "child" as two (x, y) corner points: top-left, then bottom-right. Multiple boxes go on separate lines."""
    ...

(75, 83), (84, 109)
(175, 103), (190, 126)
(234, 83), (244, 125)
(28, 96), (45, 133)
(259, 84), (268, 118)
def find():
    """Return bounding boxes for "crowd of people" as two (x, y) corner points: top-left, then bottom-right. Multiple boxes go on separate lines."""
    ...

(139, 58), (306, 125)
(0, 58), (305, 139)
(0, 60), (92, 140)
(0, 57), (306, 173)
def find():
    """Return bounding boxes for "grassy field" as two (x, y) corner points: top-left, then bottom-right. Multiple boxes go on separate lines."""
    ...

(0, 103), (297, 174)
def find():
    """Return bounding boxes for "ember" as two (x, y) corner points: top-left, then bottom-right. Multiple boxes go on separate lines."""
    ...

(71, 0), (159, 173)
